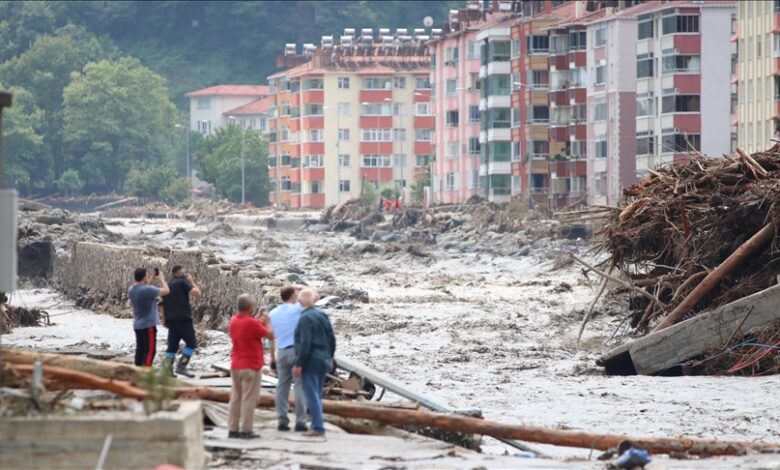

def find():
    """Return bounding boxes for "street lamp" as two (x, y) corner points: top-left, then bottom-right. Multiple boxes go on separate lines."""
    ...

(228, 115), (246, 205)
(174, 123), (191, 182)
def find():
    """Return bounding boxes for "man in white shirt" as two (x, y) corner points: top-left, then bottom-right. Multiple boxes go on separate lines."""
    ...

(269, 285), (307, 432)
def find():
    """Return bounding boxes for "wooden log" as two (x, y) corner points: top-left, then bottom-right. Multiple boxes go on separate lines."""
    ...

(652, 223), (775, 332)
(6, 361), (776, 457)
(1, 347), (140, 383)
(568, 253), (665, 310)
(736, 147), (768, 177)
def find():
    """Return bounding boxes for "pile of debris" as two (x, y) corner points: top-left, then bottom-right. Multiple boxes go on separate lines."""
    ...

(599, 146), (780, 334)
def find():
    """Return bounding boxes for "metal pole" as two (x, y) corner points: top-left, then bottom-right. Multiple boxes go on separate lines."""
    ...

(336, 110), (341, 204)
(275, 78), (282, 208)
(185, 125), (190, 180)
(241, 126), (245, 205)
(0, 91), (13, 387)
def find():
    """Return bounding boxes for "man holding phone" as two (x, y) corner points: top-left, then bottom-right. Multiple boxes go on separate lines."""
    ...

(162, 265), (202, 377)
(128, 267), (169, 367)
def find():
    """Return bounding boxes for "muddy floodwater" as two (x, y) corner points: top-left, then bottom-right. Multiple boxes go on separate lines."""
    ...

(7, 213), (780, 462)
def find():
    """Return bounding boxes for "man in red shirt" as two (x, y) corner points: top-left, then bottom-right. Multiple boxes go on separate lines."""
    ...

(228, 294), (273, 439)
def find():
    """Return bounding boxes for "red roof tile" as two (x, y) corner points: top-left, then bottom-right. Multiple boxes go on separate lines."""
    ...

(185, 85), (269, 97)
(224, 95), (274, 116)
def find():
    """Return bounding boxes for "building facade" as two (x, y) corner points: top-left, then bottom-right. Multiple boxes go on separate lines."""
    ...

(267, 35), (433, 208)
(736, 0), (779, 153)
(186, 85), (269, 134)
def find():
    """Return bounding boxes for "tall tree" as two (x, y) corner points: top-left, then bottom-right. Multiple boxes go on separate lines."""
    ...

(1, 85), (49, 193)
(197, 126), (269, 206)
(62, 57), (177, 192)
(0, 26), (115, 179)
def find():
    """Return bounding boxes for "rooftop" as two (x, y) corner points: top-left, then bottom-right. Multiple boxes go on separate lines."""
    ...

(223, 95), (274, 116)
(185, 85), (270, 97)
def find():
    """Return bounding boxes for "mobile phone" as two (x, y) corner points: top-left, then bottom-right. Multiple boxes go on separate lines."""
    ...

(154, 267), (160, 276)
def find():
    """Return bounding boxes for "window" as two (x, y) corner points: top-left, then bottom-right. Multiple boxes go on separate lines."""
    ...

(593, 99), (607, 121)
(569, 31), (586, 50)
(361, 103), (391, 115)
(469, 137), (481, 155)
(470, 72), (481, 90)
(661, 132), (700, 153)
(363, 77), (392, 89)
(486, 107), (511, 128)
(198, 120), (212, 133)
(489, 41), (511, 61)
(595, 139), (608, 158)
(511, 38), (520, 58)
(281, 176), (291, 191)
(416, 154), (432, 166)
(468, 171), (479, 189)
(774, 34), (780, 57)
(662, 14), (699, 35)
(445, 46), (459, 65)
(338, 128), (350, 141)
(197, 97), (210, 110)
(361, 128), (392, 141)
(393, 128), (406, 141)
(415, 129), (433, 141)
(304, 103), (324, 116)
(512, 141), (520, 161)
(338, 77), (350, 89)
(527, 35), (550, 54)
(415, 76), (431, 89)
(268, 154), (277, 167)
(638, 14), (654, 40)
(415, 102), (431, 115)
(394, 77), (407, 89)
(512, 107), (521, 127)
(569, 67), (587, 87)
(311, 181), (321, 194)
(467, 41), (480, 59)
(661, 94), (700, 113)
(339, 180), (351, 192)
(288, 81), (300, 92)
(527, 105), (549, 124)
(281, 154), (291, 166)
(303, 78), (323, 90)
(661, 54), (700, 73)
(338, 103), (350, 116)
(446, 110), (459, 127)
(308, 129), (323, 142)
(446, 172), (456, 190)
(302, 155), (324, 167)
(637, 93), (655, 117)
(446, 140), (459, 159)
(595, 62), (606, 85)
(594, 25), (606, 47)
(361, 155), (392, 167)
(446, 79), (458, 96)
(391, 154), (406, 167)
(572, 103), (586, 122)
(339, 154), (350, 166)
(529, 70), (549, 89)
(392, 102), (405, 116)
(465, 105), (479, 123)
(637, 53), (654, 78)
(569, 140), (586, 158)
(636, 132), (654, 156)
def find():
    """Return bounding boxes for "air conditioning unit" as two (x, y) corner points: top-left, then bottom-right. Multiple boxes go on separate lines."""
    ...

(340, 36), (353, 48)
(361, 28), (373, 37)
(449, 9), (459, 22)
(284, 43), (296, 56)
(321, 36), (334, 48)
(498, 0), (512, 12)
(414, 28), (425, 37)
(396, 28), (408, 37)
(344, 28), (356, 37)
(379, 28), (390, 36)
(431, 28), (443, 39)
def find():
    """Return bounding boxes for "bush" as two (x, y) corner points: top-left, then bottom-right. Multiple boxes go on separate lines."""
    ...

(56, 169), (84, 195)
(125, 165), (177, 199)
(163, 177), (191, 205)
(359, 178), (378, 212)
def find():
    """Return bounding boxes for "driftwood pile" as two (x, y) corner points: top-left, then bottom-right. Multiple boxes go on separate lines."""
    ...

(599, 147), (780, 334)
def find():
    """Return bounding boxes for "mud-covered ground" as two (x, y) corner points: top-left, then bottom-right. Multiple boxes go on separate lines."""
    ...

(7, 209), (780, 465)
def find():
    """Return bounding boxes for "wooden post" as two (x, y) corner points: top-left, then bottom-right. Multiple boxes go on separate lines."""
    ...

(652, 223), (775, 332)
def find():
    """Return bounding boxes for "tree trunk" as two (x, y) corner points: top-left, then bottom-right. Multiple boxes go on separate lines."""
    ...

(2, 347), (140, 382)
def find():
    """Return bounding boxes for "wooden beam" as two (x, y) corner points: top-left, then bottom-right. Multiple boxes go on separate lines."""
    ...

(601, 284), (780, 375)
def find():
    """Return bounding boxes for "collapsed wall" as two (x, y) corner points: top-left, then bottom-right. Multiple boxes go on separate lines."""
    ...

(54, 242), (285, 330)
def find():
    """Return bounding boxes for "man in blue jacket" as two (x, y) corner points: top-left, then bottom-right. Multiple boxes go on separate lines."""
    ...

(293, 289), (336, 439)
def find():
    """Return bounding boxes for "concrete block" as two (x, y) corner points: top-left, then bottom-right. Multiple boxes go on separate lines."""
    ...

(0, 400), (204, 469)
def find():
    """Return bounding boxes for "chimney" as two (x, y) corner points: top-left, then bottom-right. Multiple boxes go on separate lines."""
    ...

(575, 1), (586, 18)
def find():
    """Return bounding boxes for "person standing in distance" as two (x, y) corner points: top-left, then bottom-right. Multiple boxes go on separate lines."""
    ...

(128, 267), (169, 367)
(293, 289), (336, 439)
(269, 286), (307, 432)
(162, 265), (202, 377)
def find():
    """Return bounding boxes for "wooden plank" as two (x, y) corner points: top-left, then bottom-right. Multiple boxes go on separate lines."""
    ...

(602, 285), (780, 375)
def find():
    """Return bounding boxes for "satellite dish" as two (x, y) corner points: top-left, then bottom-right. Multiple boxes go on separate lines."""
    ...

(423, 16), (434, 27)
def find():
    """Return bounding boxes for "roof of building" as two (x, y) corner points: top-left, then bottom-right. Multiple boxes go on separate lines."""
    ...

(185, 84), (270, 97)
(269, 57), (429, 80)
(585, 0), (736, 24)
(223, 95), (274, 116)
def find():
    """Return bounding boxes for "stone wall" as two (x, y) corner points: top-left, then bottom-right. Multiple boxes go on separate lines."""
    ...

(54, 242), (283, 329)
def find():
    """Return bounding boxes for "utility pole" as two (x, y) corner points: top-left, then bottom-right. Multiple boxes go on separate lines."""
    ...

(228, 116), (246, 205)
(274, 78), (283, 209)
(0, 91), (16, 387)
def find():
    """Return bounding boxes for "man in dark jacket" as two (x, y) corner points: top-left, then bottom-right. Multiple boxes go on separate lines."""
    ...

(161, 265), (202, 377)
(293, 289), (336, 438)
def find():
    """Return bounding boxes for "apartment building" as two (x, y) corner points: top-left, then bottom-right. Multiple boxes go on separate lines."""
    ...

(186, 85), (270, 134)
(267, 33), (433, 208)
(736, 0), (779, 153)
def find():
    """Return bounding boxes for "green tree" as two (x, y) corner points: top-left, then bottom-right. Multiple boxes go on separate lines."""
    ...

(410, 166), (430, 206)
(163, 177), (192, 205)
(0, 2), (57, 63)
(1, 85), (49, 193)
(197, 126), (269, 206)
(0, 27), (115, 180)
(62, 57), (177, 192)
(56, 169), (84, 195)
(125, 165), (178, 199)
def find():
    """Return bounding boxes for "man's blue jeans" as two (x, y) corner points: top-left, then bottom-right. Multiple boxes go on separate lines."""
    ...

(301, 370), (326, 433)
